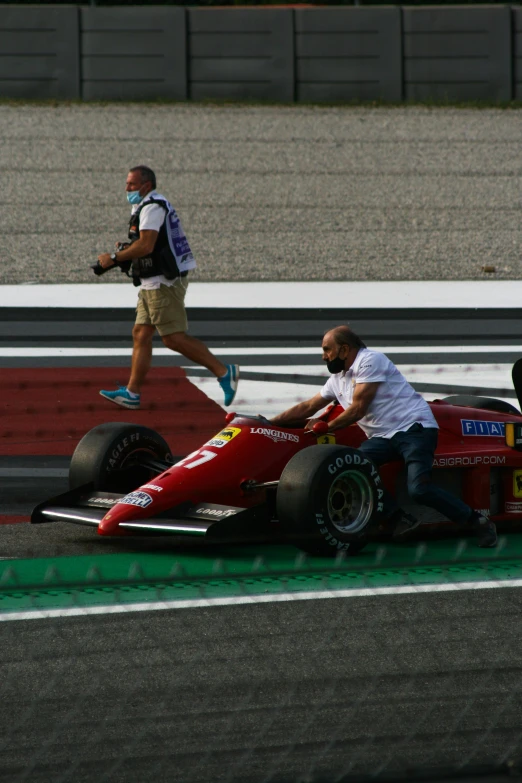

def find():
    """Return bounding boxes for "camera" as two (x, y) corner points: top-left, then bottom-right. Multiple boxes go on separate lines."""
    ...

(91, 243), (132, 277)
(91, 260), (108, 276)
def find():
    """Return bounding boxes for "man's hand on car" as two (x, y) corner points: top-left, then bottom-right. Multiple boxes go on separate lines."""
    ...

(304, 418), (323, 432)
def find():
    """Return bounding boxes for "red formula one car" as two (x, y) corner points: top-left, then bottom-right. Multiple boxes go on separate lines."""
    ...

(32, 362), (522, 556)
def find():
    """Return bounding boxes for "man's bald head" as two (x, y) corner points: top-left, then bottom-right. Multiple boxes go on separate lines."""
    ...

(325, 325), (366, 351)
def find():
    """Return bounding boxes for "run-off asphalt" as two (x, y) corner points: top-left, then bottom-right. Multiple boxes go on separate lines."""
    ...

(1, 589), (521, 783)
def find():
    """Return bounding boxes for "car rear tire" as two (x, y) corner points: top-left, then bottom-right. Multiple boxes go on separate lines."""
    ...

(276, 445), (384, 557)
(69, 422), (172, 493)
(441, 395), (519, 415)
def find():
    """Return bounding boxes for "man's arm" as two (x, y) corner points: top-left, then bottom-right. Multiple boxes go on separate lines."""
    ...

(325, 382), (380, 432)
(98, 230), (158, 268)
(271, 393), (329, 428)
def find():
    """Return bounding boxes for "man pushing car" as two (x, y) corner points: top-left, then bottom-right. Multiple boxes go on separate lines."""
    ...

(94, 165), (239, 410)
(271, 325), (497, 547)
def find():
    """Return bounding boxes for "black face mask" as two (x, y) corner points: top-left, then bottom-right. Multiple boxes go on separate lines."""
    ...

(326, 354), (346, 374)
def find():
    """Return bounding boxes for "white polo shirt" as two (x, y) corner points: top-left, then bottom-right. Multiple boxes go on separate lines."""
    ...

(320, 348), (438, 439)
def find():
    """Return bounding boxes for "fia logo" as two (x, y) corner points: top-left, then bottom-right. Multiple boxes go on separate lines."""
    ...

(461, 420), (505, 437)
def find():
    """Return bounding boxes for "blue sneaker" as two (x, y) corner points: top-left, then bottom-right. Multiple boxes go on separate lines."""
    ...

(218, 364), (239, 406)
(99, 385), (141, 410)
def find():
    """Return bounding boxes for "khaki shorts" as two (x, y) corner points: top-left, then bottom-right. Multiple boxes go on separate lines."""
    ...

(135, 279), (189, 337)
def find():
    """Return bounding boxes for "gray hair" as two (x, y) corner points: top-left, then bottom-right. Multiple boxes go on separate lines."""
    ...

(129, 165), (156, 189)
(328, 325), (366, 350)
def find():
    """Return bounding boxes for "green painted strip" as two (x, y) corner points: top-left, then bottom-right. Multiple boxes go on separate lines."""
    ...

(0, 535), (521, 615)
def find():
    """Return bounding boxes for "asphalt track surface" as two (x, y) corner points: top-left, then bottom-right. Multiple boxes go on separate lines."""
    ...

(2, 307), (522, 782)
(2, 589), (522, 783)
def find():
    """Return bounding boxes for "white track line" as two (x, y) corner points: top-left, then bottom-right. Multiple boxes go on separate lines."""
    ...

(0, 346), (521, 358)
(2, 579), (522, 622)
(2, 281), (522, 309)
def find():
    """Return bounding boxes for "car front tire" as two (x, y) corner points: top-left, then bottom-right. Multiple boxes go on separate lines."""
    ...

(276, 445), (384, 556)
(69, 422), (172, 493)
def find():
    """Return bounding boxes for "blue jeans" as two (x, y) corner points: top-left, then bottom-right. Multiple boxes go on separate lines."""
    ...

(358, 424), (473, 524)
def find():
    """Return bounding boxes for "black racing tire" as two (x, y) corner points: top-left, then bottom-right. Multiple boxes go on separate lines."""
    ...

(69, 422), (172, 493)
(276, 445), (384, 557)
(441, 395), (520, 415)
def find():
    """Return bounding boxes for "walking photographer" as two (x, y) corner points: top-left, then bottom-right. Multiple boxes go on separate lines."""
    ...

(95, 165), (239, 410)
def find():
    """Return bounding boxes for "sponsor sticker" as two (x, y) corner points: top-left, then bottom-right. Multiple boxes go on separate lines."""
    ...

(434, 455), (506, 467)
(505, 501), (522, 513)
(461, 420), (505, 437)
(513, 470), (522, 498)
(87, 496), (120, 507)
(250, 427), (299, 444)
(196, 508), (237, 518)
(142, 484), (163, 492)
(317, 434), (336, 445)
(207, 427), (241, 448)
(120, 491), (153, 509)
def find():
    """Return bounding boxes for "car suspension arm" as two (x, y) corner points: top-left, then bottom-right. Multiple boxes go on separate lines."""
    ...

(240, 479), (280, 492)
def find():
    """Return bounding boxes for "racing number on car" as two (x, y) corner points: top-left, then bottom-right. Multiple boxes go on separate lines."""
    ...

(177, 449), (217, 470)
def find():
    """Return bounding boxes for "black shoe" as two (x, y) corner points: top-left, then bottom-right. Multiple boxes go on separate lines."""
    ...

(470, 510), (498, 548)
(391, 511), (422, 539)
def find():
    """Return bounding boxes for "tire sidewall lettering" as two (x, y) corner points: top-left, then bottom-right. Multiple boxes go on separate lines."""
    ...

(102, 432), (169, 473)
(316, 448), (383, 544)
(105, 434), (141, 472)
(327, 451), (367, 475)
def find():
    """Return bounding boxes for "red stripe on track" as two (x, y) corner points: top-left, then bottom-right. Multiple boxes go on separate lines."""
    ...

(0, 367), (225, 456)
(0, 516), (28, 525)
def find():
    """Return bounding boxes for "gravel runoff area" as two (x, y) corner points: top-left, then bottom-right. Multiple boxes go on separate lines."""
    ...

(2, 103), (522, 285)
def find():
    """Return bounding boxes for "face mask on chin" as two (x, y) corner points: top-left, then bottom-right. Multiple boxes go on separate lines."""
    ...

(326, 353), (346, 374)
(126, 190), (143, 205)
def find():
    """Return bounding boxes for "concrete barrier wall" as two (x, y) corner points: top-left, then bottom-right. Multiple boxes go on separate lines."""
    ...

(295, 8), (402, 103)
(188, 9), (294, 101)
(514, 7), (522, 100)
(81, 7), (186, 100)
(0, 7), (80, 99)
(403, 6), (512, 103)
(0, 5), (519, 103)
